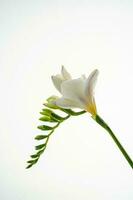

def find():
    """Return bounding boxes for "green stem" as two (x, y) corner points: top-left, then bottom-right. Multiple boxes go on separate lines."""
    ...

(44, 115), (71, 150)
(93, 114), (133, 169)
(60, 109), (86, 116)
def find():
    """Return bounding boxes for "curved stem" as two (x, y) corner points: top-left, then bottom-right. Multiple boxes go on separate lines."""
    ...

(61, 109), (86, 116)
(93, 115), (133, 169)
(44, 115), (71, 151)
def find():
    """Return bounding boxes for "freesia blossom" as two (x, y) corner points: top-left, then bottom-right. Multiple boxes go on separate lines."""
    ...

(51, 66), (99, 116)
(27, 66), (133, 170)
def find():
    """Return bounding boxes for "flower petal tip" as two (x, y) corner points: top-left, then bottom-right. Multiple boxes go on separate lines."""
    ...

(61, 65), (65, 71)
(51, 75), (55, 81)
(93, 69), (99, 74)
(51, 75), (53, 79)
(94, 69), (99, 76)
(61, 66), (72, 79)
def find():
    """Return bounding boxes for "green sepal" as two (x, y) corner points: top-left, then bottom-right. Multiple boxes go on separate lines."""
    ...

(51, 112), (65, 121)
(35, 135), (48, 140)
(40, 109), (60, 122)
(27, 160), (34, 163)
(26, 164), (33, 169)
(37, 149), (44, 155)
(37, 125), (53, 130)
(30, 154), (39, 158)
(44, 96), (59, 109)
(39, 116), (57, 122)
(27, 159), (38, 164)
(44, 103), (58, 109)
(39, 116), (51, 121)
(41, 109), (53, 116)
(35, 143), (46, 150)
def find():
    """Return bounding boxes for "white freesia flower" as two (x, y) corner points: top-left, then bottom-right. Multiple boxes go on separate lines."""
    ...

(51, 66), (99, 116)
(27, 66), (133, 170)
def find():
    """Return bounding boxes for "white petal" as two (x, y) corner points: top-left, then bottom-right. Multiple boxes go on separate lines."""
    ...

(81, 74), (87, 79)
(85, 69), (99, 98)
(55, 97), (85, 109)
(61, 77), (86, 107)
(51, 75), (63, 93)
(61, 66), (72, 79)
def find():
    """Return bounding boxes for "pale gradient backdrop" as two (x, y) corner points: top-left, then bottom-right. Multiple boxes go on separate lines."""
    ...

(0, 0), (133, 199)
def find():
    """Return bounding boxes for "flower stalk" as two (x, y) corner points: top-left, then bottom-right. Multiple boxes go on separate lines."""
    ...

(26, 103), (86, 169)
(93, 115), (133, 169)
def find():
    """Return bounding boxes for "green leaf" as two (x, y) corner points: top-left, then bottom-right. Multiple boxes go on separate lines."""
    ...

(35, 143), (46, 150)
(37, 125), (53, 130)
(35, 135), (48, 140)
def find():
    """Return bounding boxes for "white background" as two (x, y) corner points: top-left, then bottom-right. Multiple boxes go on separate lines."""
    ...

(0, 0), (133, 199)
